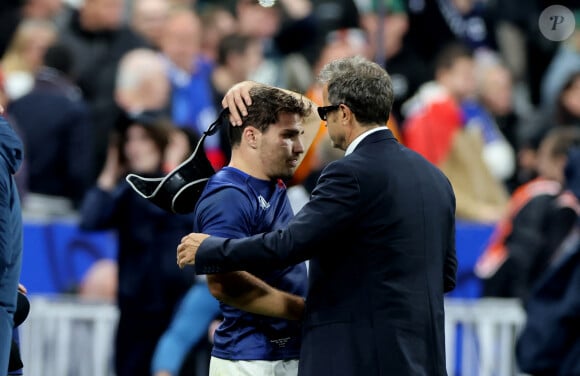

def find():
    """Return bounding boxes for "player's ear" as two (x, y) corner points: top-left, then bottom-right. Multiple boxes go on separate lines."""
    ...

(243, 126), (259, 149)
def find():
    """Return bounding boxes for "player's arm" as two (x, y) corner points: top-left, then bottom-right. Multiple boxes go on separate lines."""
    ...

(197, 188), (305, 320)
(207, 272), (304, 320)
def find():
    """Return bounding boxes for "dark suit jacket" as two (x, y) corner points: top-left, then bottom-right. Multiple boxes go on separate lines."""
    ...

(196, 129), (457, 375)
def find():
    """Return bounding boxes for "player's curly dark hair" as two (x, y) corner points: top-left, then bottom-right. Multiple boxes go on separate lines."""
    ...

(228, 86), (312, 147)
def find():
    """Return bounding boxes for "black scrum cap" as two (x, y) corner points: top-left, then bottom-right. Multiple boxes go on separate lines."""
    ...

(126, 109), (230, 214)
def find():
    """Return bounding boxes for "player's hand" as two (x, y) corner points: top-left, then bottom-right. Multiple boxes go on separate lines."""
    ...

(177, 233), (210, 268)
(221, 81), (261, 126)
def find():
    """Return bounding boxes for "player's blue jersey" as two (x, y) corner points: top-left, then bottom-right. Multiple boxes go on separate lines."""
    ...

(193, 167), (308, 360)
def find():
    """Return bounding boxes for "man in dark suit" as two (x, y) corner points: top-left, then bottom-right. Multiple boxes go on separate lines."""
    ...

(177, 55), (457, 376)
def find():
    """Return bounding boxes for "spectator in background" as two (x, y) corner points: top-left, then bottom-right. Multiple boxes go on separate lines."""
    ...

(114, 47), (204, 174)
(519, 70), (580, 192)
(8, 43), (93, 216)
(236, 0), (317, 93)
(475, 127), (580, 301)
(58, 0), (146, 182)
(0, 115), (24, 376)
(554, 71), (580, 129)
(0, 74), (26, 198)
(130, 0), (170, 50)
(539, 9), (580, 117)
(0, 1), (26, 59)
(308, 0), (361, 65)
(159, 7), (223, 169)
(114, 48), (171, 118)
(515, 146), (580, 376)
(210, 34), (263, 110)
(403, 42), (508, 223)
(79, 114), (196, 376)
(1, 18), (57, 101)
(462, 54), (516, 190)
(0, 0), (63, 58)
(474, 54), (525, 192)
(358, 0), (429, 124)
(198, 4), (238, 63)
(405, 0), (497, 64)
(209, 33), (263, 162)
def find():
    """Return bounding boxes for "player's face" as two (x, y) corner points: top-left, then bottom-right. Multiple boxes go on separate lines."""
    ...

(259, 112), (305, 180)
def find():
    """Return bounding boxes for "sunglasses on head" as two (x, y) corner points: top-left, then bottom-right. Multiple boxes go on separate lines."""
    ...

(317, 104), (341, 121)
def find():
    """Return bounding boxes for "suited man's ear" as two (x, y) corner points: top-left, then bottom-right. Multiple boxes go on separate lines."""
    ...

(340, 104), (355, 124)
(243, 126), (260, 149)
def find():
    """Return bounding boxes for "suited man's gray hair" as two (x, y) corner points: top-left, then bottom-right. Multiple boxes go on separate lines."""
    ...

(317, 55), (394, 125)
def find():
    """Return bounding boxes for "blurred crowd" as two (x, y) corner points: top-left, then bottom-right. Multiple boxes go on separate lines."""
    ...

(1, 0), (580, 375)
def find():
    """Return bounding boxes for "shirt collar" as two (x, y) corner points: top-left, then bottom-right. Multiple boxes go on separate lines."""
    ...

(345, 126), (388, 156)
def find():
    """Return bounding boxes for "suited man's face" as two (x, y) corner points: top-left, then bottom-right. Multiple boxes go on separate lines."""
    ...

(322, 85), (347, 151)
(257, 112), (305, 180)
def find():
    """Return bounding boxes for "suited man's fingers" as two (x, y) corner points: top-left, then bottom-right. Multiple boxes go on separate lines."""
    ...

(177, 234), (210, 268)
(221, 81), (254, 126)
(177, 242), (195, 268)
(222, 89), (246, 125)
(177, 249), (191, 269)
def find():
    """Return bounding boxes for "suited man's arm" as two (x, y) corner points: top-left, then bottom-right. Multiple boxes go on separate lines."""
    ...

(444, 186), (458, 293)
(195, 187), (304, 320)
(444, 220), (457, 293)
(195, 161), (361, 273)
(207, 272), (304, 320)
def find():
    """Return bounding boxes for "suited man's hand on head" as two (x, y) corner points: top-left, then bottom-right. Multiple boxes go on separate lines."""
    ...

(177, 233), (210, 268)
(222, 80), (261, 126)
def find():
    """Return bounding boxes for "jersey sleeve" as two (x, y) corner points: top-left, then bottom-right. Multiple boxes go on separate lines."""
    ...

(194, 187), (254, 239)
